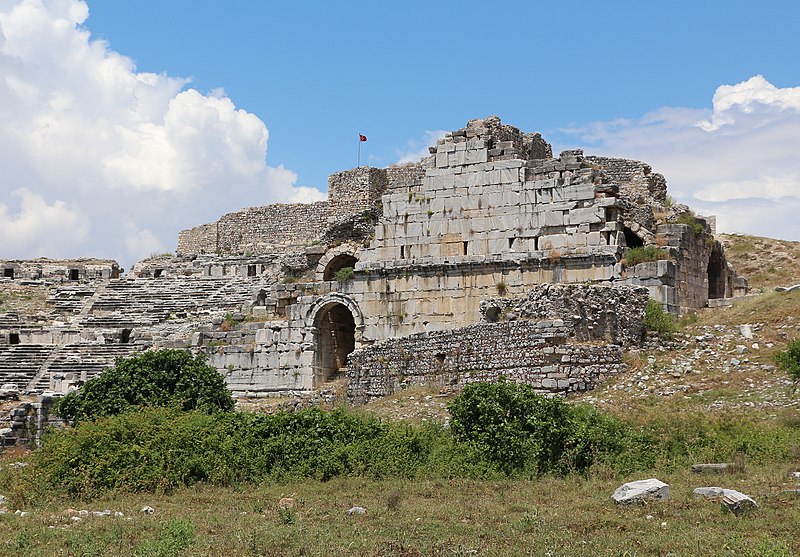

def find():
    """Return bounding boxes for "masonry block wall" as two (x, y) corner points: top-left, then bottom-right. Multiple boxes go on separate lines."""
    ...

(346, 319), (627, 403)
(177, 202), (330, 256)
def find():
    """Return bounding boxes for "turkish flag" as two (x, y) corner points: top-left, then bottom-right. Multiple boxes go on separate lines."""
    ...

(359, 134), (367, 142)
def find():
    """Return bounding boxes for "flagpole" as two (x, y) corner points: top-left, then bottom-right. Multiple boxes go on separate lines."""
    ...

(357, 134), (361, 168)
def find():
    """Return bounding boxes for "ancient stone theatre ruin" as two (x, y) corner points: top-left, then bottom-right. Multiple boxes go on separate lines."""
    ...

(1, 116), (747, 421)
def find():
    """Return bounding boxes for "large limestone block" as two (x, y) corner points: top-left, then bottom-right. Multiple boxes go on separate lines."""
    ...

(567, 207), (604, 225)
(465, 148), (488, 165)
(612, 479), (670, 505)
(541, 211), (565, 228)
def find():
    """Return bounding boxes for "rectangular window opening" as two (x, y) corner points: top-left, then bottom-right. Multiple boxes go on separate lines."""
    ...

(68, 269), (79, 281)
(462, 241), (469, 255)
(400, 246), (405, 259)
(153, 269), (163, 278)
(9, 333), (20, 344)
(3, 268), (13, 279)
(247, 265), (257, 277)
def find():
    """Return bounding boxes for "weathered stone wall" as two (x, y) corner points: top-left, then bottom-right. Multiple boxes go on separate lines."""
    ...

(195, 320), (311, 397)
(480, 284), (648, 346)
(385, 164), (426, 194)
(345, 319), (625, 404)
(585, 156), (668, 206)
(657, 223), (719, 311)
(177, 202), (330, 256)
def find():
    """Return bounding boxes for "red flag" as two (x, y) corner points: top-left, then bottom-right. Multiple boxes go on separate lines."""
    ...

(359, 134), (367, 142)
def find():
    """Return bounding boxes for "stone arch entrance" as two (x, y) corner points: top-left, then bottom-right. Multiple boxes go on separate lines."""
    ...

(313, 303), (356, 382)
(315, 245), (360, 282)
(707, 245), (727, 300)
(306, 294), (364, 386)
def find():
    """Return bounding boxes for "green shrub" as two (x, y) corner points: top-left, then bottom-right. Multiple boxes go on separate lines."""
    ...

(643, 299), (677, 337)
(447, 381), (631, 475)
(625, 245), (669, 267)
(333, 266), (355, 282)
(674, 212), (706, 236)
(774, 338), (800, 392)
(54, 349), (234, 424)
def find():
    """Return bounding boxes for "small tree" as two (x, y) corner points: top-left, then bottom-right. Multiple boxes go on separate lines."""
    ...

(55, 349), (234, 423)
(774, 339), (800, 393)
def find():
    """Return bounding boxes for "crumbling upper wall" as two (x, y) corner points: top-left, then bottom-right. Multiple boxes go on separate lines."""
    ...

(177, 202), (330, 256)
(0, 258), (121, 281)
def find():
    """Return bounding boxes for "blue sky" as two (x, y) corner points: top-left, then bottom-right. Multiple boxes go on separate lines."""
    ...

(1, 0), (799, 267)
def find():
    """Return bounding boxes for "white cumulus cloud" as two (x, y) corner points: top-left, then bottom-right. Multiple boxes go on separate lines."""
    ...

(561, 75), (800, 241)
(0, 0), (323, 268)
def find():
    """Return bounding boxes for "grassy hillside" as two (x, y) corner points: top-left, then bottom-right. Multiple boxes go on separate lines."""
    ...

(719, 233), (800, 291)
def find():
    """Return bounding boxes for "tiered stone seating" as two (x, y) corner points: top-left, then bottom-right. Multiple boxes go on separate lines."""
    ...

(0, 345), (55, 391)
(75, 276), (265, 328)
(46, 285), (97, 314)
(0, 313), (20, 329)
(33, 343), (140, 390)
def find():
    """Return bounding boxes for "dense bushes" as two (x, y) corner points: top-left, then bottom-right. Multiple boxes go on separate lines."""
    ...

(54, 349), (234, 423)
(33, 407), (451, 497)
(448, 381), (631, 475)
(26, 381), (798, 499)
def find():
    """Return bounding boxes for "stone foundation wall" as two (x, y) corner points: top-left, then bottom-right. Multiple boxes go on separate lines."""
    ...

(480, 283), (648, 346)
(195, 320), (312, 396)
(345, 319), (625, 404)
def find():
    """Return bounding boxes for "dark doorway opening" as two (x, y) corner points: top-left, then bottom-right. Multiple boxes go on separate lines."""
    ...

(120, 328), (132, 343)
(247, 264), (257, 277)
(68, 269), (79, 281)
(707, 247), (726, 300)
(153, 269), (164, 278)
(3, 268), (13, 279)
(323, 254), (358, 281)
(623, 227), (644, 248)
(314, 303), (356, 382)
(9, 333), (20, 345)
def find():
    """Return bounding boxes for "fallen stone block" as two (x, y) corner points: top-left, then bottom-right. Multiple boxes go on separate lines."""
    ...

(612, 478), (670, 505)
(691, 463), (733, 474)
(693, 487), (758, 515)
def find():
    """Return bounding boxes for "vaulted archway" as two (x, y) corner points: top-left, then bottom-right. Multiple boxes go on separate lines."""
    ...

(707, 245), (727, 300)
(323, 254), (358, 281)
(313, 302), (356, 383)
